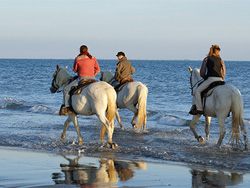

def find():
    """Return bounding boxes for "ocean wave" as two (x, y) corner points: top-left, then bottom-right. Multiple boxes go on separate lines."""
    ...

(28, 105), (59, 115)
(158, 115), (187, 126)
(0, 97), (24, 109)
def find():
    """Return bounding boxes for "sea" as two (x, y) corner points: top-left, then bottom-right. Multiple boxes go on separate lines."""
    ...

(1, 59), (250, 173)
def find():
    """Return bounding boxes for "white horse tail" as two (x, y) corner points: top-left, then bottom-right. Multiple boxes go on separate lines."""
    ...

(137, 84), (148, 129)
(230, 91), (244, 146)
(106, 87), (116, 124)
(100, 87), (117, 144)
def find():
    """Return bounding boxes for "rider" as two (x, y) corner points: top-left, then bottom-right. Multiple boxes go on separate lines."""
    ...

(60, 45), (101, 116)
(189, 44), (226, 115)
(111, 51), (135, 88)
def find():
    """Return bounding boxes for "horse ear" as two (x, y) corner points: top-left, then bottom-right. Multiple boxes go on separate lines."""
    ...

(56, 64), (59, 70)
(188, 66), (192, 73)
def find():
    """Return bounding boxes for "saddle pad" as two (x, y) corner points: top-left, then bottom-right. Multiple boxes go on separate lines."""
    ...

(115, 78), (134, 92)
(70, 79), (96, 96)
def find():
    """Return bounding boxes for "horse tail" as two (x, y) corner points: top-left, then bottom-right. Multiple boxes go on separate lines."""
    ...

(100, 87), (116, 143)
(137, 84), (148, 129)
(106, 87), (116, 124)
(230, 90), (244, 146)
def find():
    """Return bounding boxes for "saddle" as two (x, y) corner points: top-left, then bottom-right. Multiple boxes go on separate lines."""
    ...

(70, 79), (96, 96)
(115, 77), (134, 92)
(201, 81), (225, 99)
(201, 81), (225, 109)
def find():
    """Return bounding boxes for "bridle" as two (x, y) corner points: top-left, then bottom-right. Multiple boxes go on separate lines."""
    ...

(51, 68), (62, 93)
(190, 71), (203, 95)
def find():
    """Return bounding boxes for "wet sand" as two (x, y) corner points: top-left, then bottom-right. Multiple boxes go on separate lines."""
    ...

(0, 146), (250, 188)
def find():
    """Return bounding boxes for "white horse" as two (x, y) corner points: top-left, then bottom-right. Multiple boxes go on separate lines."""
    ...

(100, 70), (148, 131)
(188, 67), (248, 149)
(50, 65), (117, 148)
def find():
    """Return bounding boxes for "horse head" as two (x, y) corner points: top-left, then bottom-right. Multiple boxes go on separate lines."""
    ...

(189, 67), (203, 95)
(100, 70), (114, 83)
(50, 65), (71, 93)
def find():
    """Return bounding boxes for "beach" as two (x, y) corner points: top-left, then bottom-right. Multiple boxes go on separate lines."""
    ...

(1, 59), (250, 187)
(0, 146), (250, 188)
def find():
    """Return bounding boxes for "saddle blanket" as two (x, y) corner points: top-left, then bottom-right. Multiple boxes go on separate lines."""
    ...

(115, 77), (134, 92)
(201, 81), (225, 99)
(70, 79), (96, 96)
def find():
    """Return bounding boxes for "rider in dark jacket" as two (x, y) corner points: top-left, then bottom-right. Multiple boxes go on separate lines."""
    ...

(111, 51), (135, 88)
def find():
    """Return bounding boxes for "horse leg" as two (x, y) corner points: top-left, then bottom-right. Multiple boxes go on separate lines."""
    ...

(205, 116), (211, 140)
(217, 117), (226, 146)
(131, 112), (138, 128)
(69, 113), (83, 145)
(189, 115), (204, 143)
(239, 120), (249, 150)
(97, 112), (116, 148)
(115, 109), (124, 130)
(61, 116), (71, 140)
(126, 105), (138, 129)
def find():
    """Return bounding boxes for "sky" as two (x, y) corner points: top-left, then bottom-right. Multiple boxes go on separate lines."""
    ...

(0, 0), (249, 60)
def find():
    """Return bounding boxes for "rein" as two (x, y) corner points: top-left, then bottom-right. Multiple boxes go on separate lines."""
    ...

(190, 71), (203, 95)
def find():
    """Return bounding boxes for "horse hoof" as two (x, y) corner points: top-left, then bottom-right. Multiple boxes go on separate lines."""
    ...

(78, 139), (83, 145)
(245, 145), (249, 150)
(199, 136), (205, 143)
(107, 142), (118, 149)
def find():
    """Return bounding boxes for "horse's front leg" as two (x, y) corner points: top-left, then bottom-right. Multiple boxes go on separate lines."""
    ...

(61, 116), (71, 140)
(69, 113), (83, 145)
(205, 116), (211, 140)
(115, 109), (124, 130)
(189, 115), (204, 143)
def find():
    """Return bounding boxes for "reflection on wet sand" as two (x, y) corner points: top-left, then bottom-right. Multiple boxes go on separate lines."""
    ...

(52, 155), (147, 186)
(191, 169), (244, 188)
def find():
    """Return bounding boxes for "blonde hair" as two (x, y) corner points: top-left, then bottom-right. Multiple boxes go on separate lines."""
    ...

(207, 45), (221, 57)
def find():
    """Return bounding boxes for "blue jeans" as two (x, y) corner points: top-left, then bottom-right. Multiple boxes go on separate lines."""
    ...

(63, 77), (94, 107)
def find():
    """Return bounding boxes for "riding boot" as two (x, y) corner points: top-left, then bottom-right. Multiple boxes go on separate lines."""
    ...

(189, 105), (197, 115)
(189, 105), (203, 115)
(59, 105), (72, 116)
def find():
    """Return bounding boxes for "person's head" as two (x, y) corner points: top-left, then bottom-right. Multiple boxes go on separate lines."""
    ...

(116, 51), (125, 60)
(79, 45), (92, 59)
(207, 45), (221, 57)
(80, 45), (88, 54)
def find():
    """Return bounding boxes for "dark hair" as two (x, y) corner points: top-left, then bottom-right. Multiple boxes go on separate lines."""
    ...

(79, 45), (92, 59)
(80, 45), (88, 53)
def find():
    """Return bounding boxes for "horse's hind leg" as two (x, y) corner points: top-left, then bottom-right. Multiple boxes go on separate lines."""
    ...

(205, 116), (211, 140)
(115, 109), (124, 130)
(97, 112), (115, 146)
(70, 113), (83, 145)
(126, 104), (138, 128)
(61, 116), (71, 140)
(217, 117), (226, 146)
(239, 119), (249, 150)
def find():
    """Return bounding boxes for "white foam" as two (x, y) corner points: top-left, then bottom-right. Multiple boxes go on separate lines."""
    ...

(158, 115), (186, 126)
(0, 97), (24, 109)
(29, 105), (58, 114)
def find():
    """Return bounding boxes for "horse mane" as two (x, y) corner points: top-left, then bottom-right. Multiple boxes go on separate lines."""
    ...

(103, 70), (114, 83)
